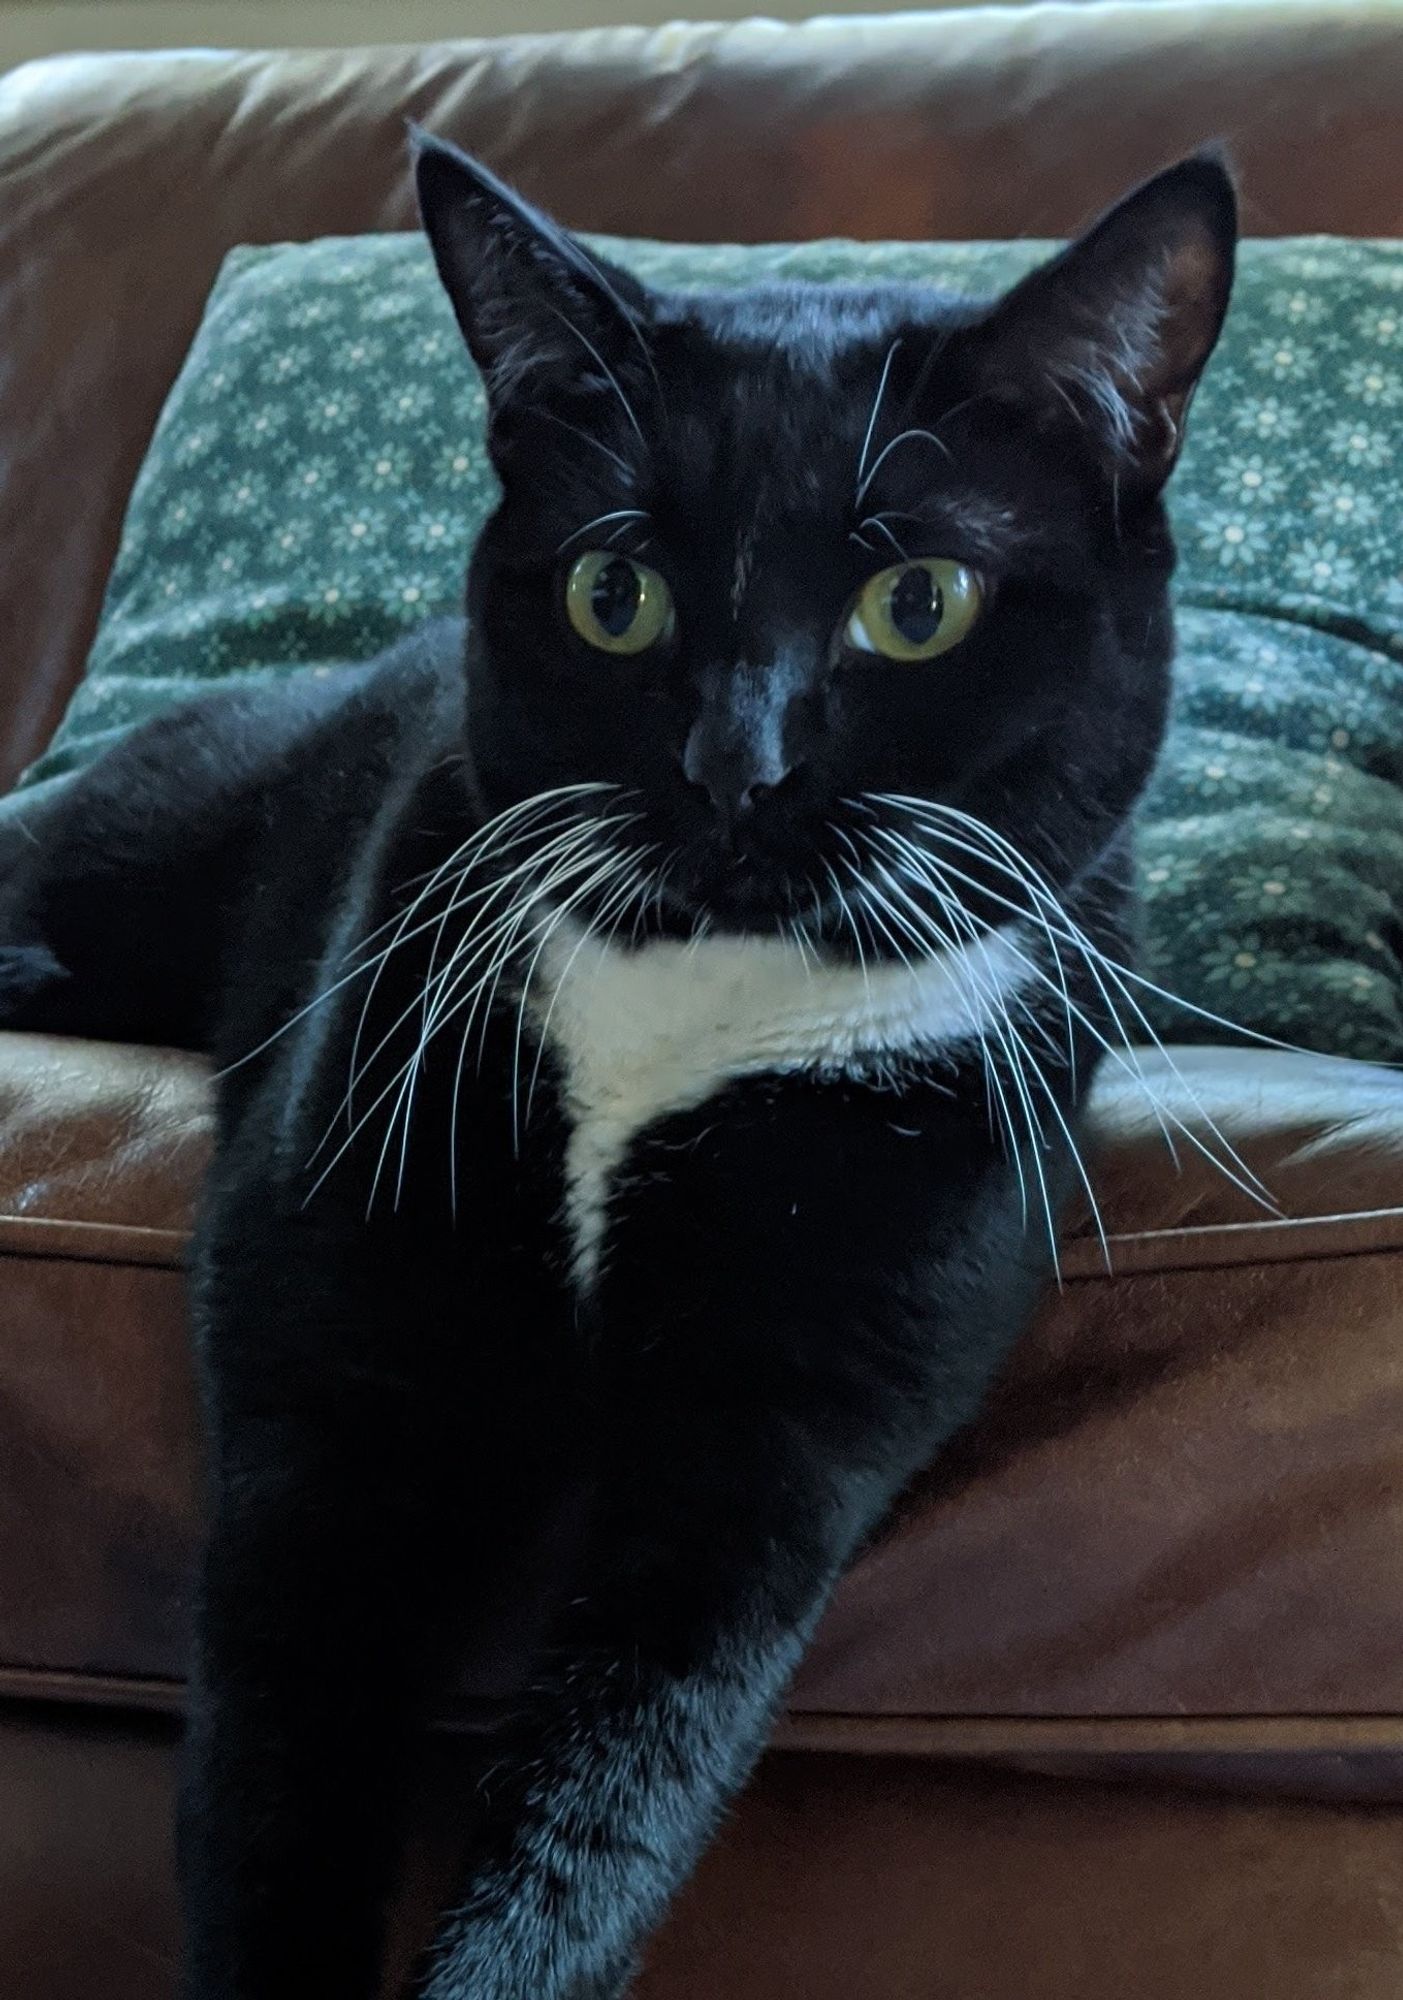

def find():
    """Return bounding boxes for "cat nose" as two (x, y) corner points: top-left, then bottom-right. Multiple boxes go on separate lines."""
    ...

(681, 718), (798, 827)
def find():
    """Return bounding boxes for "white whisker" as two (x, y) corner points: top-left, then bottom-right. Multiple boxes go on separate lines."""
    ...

(855, 337), (902, 499)
(820, 851), (872, 997)
(322, 815), (624, 1172)
(869, 839), (1106, 1274)
(545, 304), (647, 448)
(535, 409), (633, 479)
(518, 854), (654, 1138)
(856, 515), (912, 564)
(856, 426), (955, 506)
(305, 806), (643, 1209)
(556, 508), (649, 555)
(506, 849), (649, 1150)
(892, 802), (1265, 1192)
(856, 793), (1279, 1215)
(854, 852), (1061, 1271)
(217, 784), (616, 1083)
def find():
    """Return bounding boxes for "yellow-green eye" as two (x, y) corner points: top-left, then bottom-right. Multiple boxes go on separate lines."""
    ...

(565, 551), (675, 656)
(845, 558), (983, 662)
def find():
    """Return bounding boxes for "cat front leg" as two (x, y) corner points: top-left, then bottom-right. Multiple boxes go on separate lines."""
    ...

(415, 1278), (995, 1997)
(417, 1404), (856, 2000)
(178, 1215), (561, 2000)
(179, 1409), (436, 2000)
(417, 1074), (1048, 2000)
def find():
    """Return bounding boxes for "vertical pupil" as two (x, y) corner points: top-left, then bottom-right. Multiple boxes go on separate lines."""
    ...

(591, 558), (641, 637)
(890, 566), (943, 645)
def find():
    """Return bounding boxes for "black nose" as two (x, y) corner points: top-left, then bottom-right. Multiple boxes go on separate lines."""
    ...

(681, 719), (799, 828)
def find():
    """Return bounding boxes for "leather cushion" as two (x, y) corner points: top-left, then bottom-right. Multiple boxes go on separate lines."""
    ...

(8, 1712), (1403, 2000)
(3, 1029), (1403, 1786)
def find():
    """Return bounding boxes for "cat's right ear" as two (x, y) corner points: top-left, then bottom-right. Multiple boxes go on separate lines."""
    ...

(412, 130), (651, 410)
(969, 152), (1237, 496)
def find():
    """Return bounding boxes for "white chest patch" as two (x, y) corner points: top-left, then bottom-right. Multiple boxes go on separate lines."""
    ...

(529, 921), (1033, 1290)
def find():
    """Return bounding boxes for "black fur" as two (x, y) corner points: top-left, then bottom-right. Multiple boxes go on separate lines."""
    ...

(0, 143), (1235, 1998)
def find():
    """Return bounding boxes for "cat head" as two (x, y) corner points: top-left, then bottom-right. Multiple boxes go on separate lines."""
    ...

(415, 137), (1235, 950)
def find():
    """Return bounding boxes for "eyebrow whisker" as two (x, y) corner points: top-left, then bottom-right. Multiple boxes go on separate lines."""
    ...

(534, 410), (634, 479)
(856, 425), (955, 505)
(545, 303), (648, 448)
(556, 508), (649, 555)
(855, 515), (912, 563)
(855, 336), (902, 499)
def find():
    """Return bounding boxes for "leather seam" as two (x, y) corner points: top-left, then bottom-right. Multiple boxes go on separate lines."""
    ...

(6, 1666), (1403, 1755)
(1, 1209), (1400, 1278)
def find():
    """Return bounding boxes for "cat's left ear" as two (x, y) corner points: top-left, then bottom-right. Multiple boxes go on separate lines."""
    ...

(972, 153), (1237, 495)
(412, 129), (651, 410)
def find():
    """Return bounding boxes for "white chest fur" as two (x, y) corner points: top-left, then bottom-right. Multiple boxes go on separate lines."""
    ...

(529, 921), (1033, 1289)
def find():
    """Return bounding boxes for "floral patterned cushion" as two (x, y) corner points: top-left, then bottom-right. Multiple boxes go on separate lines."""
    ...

(19, 235), (1403, 1059)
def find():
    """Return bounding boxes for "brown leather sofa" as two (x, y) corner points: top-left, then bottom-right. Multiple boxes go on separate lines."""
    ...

(4, 9), (1403, 1997)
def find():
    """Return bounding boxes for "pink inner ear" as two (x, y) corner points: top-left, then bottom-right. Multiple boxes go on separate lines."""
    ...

(1149, 223), (1236, 401)
(1104, 224), (1233, 486)
(968, 157), (1235, 494)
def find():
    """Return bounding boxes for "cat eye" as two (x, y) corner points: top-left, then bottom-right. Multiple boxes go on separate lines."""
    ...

(845, 558), (983, 663)
(565, 551), (675, 656)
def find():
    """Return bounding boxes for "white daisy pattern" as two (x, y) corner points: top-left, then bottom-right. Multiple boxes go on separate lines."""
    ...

(1357, 304), (1402, 349)
(1215, 452), (1288, 507)
(1249, 335), (1315, 381)
(1307, 479), (1380, 530)
(1342, 358), (1401, 407)
(1325, 418), (1393, 468)
(1284, 538), (1359, 594)
(1196, 510), (1270, 569)
(1231, 393), (1303, 441)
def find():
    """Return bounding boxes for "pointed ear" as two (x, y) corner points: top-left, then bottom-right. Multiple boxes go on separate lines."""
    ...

(972, 153), (1237, 495)
(411, 130), (652, 411)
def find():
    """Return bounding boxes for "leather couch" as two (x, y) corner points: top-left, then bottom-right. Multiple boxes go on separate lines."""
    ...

(4, 9), (1403, 1996)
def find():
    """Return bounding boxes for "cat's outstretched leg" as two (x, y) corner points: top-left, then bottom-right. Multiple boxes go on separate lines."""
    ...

(179, 1401), (435, 2000)
(417, 1088), (1038, 2000)
(417, 1398), (843, 2000)
(177, 1210), (561, 2000)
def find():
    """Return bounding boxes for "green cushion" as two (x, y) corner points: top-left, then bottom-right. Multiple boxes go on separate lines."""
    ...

(21, 234), (1403, 1061)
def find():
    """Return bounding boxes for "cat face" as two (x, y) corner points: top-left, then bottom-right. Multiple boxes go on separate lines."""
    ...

(416, 139), (1235, 948)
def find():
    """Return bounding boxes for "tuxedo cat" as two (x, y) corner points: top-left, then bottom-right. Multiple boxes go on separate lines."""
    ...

(0, 139), (1236, 1998)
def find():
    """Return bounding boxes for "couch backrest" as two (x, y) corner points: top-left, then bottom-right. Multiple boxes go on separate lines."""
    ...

(1, 4), (1400, 789)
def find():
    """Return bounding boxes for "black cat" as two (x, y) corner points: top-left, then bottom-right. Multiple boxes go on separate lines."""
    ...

(0, 138), (1236, 1998)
